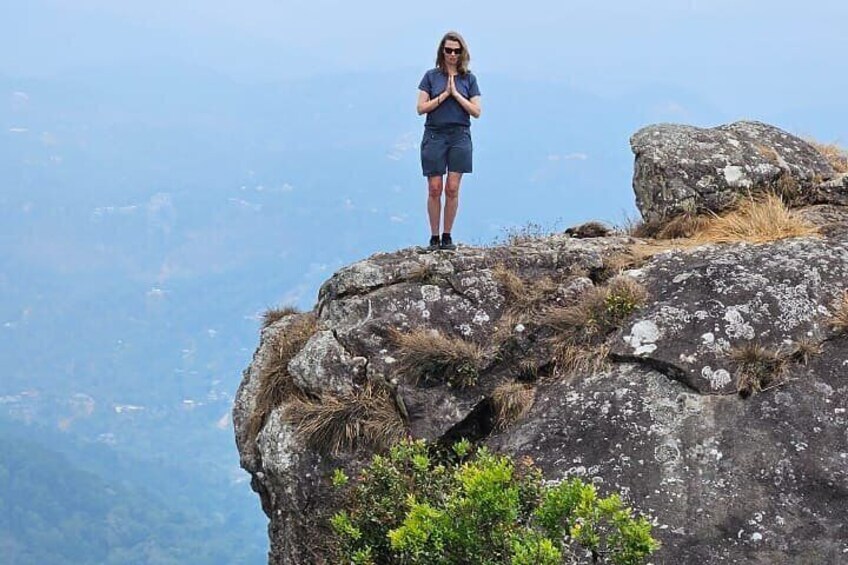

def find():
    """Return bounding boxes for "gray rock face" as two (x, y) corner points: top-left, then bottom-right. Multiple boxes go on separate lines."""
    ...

(233, 123), (848, 564)
(631, 121), (838, 221)
(610, 236), (848, 394)
(489, 356), (848, 564)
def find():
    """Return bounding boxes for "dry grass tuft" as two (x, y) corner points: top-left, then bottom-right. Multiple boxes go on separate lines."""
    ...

(392, 328), (484, 387)
(626, 212), (712, 241)
(262, 305), (300, 328)
(491, 311), (525, 348)
(492, 264), (558, 317)
(693, 193), (818, 245)
(543, 275), (646, 377)
(788, 337), (822, 365)
(755, 143), (780, 164)
(771, 173), (800, 203)
(407, 263), (442, 285)
(284, 385), (406, 454)
(491, 381), (536, 429)
(552, 342), (611, 377)
(730, 342), (787, 398)
(544, 276), (647, 340)
(655, 213), (712, 240)
(829, 290), (848, 334)
(248, 313), (318, 440)
(807, 139), (848, 173)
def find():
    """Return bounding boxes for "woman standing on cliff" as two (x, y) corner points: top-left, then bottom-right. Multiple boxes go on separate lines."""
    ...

(416, 31), (482, 251)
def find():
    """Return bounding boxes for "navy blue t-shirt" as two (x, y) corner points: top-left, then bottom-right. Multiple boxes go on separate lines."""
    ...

(418, 68), (480, 128)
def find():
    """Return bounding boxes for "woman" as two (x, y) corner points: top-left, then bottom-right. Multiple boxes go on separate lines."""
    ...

(416, 31), (482, 251)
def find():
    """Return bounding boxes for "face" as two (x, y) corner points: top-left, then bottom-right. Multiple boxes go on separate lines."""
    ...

(443, 39), (462, 64)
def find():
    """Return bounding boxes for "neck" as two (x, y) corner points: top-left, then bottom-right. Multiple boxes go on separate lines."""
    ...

(446, 64), (458, 74)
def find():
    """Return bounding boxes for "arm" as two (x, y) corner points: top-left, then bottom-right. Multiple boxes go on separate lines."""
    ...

(454, 93), (482, 119)
(449, 76), (482, 118)
(417, 89), (447, 115)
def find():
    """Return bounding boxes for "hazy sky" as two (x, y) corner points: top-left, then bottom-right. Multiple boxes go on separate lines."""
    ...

(7, 1), (848, 114)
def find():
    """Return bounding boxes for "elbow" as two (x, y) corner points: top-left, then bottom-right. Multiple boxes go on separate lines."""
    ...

(472, 109), (482, 119)
(416, 105), (426, 115)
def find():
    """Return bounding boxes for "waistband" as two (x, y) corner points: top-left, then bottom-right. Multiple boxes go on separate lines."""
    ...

(424, 124), (470, 133)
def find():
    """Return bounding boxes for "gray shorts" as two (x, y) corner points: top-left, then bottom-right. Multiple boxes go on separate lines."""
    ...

(420, 126), (473, 177)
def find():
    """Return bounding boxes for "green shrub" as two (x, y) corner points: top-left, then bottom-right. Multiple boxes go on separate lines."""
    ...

(329, 439), (660, 564)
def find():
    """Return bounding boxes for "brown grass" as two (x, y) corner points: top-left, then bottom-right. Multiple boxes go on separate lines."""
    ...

(755, 143), (780, 164)
(655, 213), (713, 240)
(627, 211), (712, 241)
(491, 381), (536, 429)
(543, 276), (646, 377)
(552, 342), (611, 377)
(544, 276), (646, 338)
(771, 173), (800, 203)
(407, 262), (442, 285)
(392, 328), (484, 387)
(807, 139), (848, 173)
(492, 264), (558, 317)
(284, 385), (406, 454)
(788, 337), (822, 365)
(491, 310), (524, 347)
(248, 313), (318, 440)
(829, 290), (848, 334)
(262, 305), (300, 328)
(692, 193), (819, 245)
(730, 342), (788, 398)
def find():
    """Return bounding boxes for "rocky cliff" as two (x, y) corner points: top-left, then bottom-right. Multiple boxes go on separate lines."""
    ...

(233, 121), (848, 564)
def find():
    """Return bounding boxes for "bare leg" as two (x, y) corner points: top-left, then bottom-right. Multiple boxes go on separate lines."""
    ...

(427, 176), (444, 235)
(443, 172), (463, 233)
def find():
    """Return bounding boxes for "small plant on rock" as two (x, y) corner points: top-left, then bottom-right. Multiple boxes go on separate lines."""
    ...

(284, 384), (406, 454)
(393, 329), (483, 387)
(788, 336), (822, 365)
(492, 263), (559, 318)
(248, 312), (318, 441)
(261, 305), (300, 328)
(328, 439), (660, 564)
(491, 381), (536, 430)
(543, 275), (647, 377)
(730, 342), (787, 398)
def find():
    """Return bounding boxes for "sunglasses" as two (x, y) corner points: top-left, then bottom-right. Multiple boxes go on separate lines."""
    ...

(443, 47), (463, 55)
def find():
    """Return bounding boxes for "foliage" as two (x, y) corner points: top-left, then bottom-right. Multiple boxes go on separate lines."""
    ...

(329, 439), (660, 564)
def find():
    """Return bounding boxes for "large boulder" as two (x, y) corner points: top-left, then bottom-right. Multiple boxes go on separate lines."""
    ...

(631, 121), (838, 222)
(234, 122), (848, 563)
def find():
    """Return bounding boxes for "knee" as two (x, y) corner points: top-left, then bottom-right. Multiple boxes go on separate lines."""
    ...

(444, 183), (460, 198)
(428, 182), (443, 198)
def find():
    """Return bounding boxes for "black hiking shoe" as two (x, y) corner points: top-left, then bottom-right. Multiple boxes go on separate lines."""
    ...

(439, 233), (456, 251)
(427, 235), (440, 251)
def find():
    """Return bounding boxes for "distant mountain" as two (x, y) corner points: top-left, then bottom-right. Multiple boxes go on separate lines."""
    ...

(0, 424), (265, 564)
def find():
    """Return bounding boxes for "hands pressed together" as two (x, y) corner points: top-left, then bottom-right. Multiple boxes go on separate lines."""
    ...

(441, 75), (463, 103)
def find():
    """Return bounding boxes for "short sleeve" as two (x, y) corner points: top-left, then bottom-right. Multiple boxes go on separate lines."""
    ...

(418, 71), (431, 94)
(468, 74), (480, 98)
